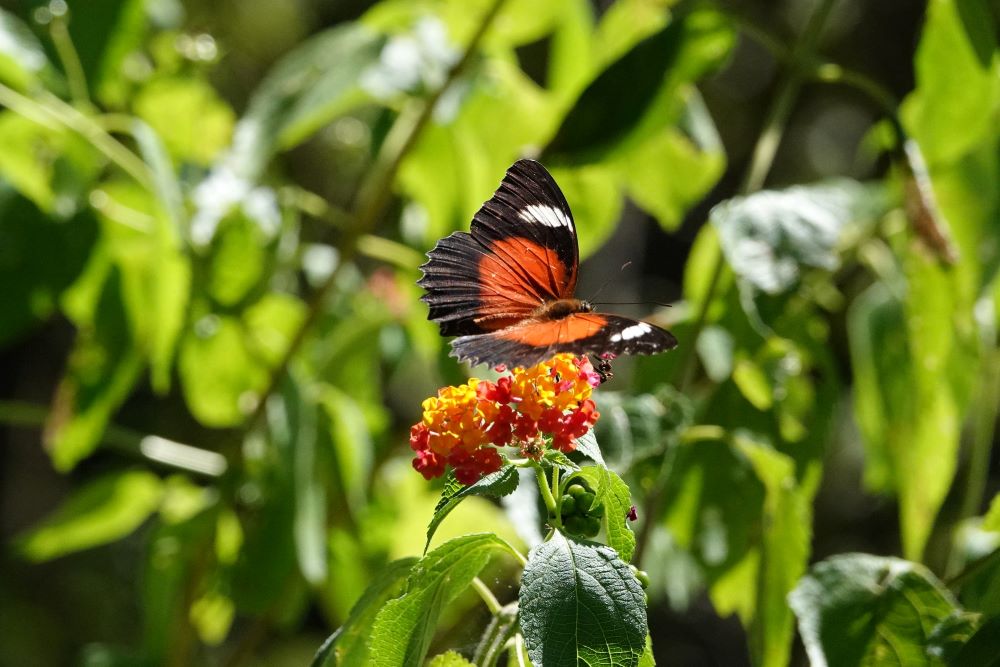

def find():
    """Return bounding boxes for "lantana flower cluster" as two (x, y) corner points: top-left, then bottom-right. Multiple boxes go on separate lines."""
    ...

(409, 354), (602, 484)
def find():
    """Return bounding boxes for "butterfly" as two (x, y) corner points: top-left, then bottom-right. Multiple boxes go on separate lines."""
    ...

(418, 159), (678, 369)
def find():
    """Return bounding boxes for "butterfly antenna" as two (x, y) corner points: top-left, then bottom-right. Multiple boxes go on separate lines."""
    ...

(587, 261), (633, 303)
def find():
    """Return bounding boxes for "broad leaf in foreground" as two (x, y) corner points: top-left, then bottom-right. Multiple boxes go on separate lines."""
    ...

(370, 534), (515, 667)
(789, 553), (959, 667)
(520, 531), (647, 667)
(311, 557), (416, 667)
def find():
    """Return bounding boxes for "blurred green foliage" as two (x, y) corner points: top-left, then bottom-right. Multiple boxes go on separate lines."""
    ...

(0, 0), (998, 665)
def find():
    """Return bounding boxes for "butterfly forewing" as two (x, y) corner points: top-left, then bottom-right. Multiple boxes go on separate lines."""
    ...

(418, 159), (579, 336)
(419, 158), (677, 369)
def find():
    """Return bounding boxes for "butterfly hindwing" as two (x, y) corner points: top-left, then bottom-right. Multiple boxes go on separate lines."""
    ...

(450, 313), (678, 369)
(418, 159), (579, 337)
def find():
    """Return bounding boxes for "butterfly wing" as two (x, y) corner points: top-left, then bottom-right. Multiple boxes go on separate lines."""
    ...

(418, 159), (579, 336)
(450, 313), (678, 369)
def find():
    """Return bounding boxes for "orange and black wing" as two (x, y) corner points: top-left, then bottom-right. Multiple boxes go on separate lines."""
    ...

(450, 313), (678, 369)
(417, 159), (579, 337)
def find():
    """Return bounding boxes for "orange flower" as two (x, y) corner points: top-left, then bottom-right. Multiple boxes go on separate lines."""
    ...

(409, 354), (602, 484)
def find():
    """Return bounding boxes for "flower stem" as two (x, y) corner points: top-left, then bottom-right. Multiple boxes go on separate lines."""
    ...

(471, 576), (502, 615)
(532, 462), (560, 528)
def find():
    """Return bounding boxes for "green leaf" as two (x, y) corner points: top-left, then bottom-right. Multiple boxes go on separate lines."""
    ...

(0, 185), (98, 345)
(734, 437), (810, 667)
(902, 0), (1000, 166)
(574, 429), (612, 508)
(18, 470), (163, 561)
(543, 9), (733, 164)
(0, 9), (56, 90)
(179, 314), (268, 427)
(789, 553), (960, 667)
(207, 212), (269, 307)
(424, 465), (519, 553)
(615, 91), (726, 231)
(0, 111), (102, 216)
(950, 613), (1000, 667)
(711, 179), (885, 294)
(311, 557), (417, 667)
(575, 466), (636, 563)
(276, 374), (327, 585)
(926, 611), (982, 664)
(370, 534), (515, 666)
(46, 267), (145, 470)
(318, 385), (374, 511)
(133, 76), (235, 166)
(984, 493), (1000, 532)
(226, 22), (384, 181)
(519, 531), (647, 667)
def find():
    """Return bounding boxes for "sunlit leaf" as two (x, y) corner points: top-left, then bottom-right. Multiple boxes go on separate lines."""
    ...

(902, 0), (1000, 166)
(225, 22), (385, 181)
(312, 558), (417, 667)
(370, 534), (515, 666)
(46, 267), (144, 470)
(179, 313), (268, 427)
(735, 437), (810, 667)
(0, 111), (102, 216)
(424, 465), (519, 552)
(18, 470), (163, 561)
(712, 180), (884, 294)
(133, 76), (235, 166)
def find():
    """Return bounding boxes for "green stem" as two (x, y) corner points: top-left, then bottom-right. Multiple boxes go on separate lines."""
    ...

(532, 462), (560, 527)
(471, 577), (503, 615)
(49, 16), (90, 107)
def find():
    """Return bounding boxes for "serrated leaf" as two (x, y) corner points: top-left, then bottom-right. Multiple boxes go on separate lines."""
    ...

(789, 553), (960, 667)
(712, 179), (885, 294)
(576, 466), (636, 563)
(542, 449), (580, 472)
(311, 558), (417, 667)
(370, 534), (515, 667)
(519, 531), (647, 667)
(574, 429), (612, 507)
(425, 466), (519, 552)
(17, 470), (163, 561)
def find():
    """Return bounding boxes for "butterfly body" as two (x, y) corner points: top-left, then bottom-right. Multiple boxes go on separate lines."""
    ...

(418, 159), (677, 368)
